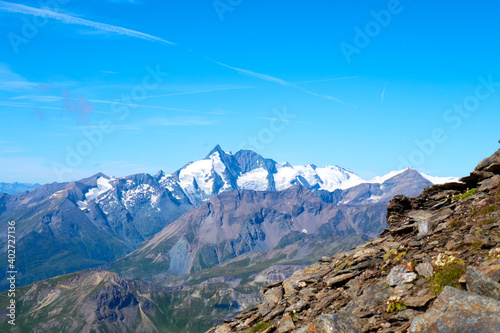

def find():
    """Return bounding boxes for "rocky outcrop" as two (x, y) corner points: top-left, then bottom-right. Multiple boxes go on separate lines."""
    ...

(410, 286), (500, 333)
(209, 147), (500, 333)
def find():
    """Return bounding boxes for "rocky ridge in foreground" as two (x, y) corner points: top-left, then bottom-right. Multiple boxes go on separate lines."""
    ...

(209, 147), (500, 333)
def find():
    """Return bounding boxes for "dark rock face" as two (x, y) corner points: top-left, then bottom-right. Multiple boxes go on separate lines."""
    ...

(386, 195), (413, 228)
(209, 147), (500, 333)
(115, 186), (390, 281)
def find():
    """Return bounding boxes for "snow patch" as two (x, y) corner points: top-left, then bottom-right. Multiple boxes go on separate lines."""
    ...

(86, 177), (114, 201)
(238, 167), (269, 191)
(368, 168), (410, 184)
(178, 151), (232, 201)
(121, 183), (158, 208)
(274, 164), (364, 191)
(77, 177), (114, 210)
(421, 174), (460, 185)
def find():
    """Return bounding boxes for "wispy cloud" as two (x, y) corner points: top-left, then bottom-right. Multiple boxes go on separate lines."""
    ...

(141, 116), (214, 126)
(0, 101), (62, 110)
(294, 77), (358, 84)
(380, 81), (388, 105)
(76, 124), (141, 131)
(10, 95), (63, 102)
(0, 1), (174, 45)
(86, 98), (199, 113)
(0, 64), (37, 92)
(74, 117), (214, 132)
(257, 116), (316, 125)
(0, 98), (202, 117)
(0, 140), (23, 154)
(122, 86), (254, 100)
(0, 147), (23, 154)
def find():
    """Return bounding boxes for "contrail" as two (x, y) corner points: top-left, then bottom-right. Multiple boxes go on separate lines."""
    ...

(211, 59), (357, 107)
(380, 81), (388, 105)
(0, 1), (174, 45)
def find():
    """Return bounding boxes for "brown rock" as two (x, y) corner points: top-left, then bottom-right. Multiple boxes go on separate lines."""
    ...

(415, 262), (434, 279)
(475, 149), (500, 172)
(479, 175), (500, 192)
(258, 286), (284, 316)
(402, 262), (415, 272)
(325, 272), (357, 287)
(277, 314), (295, 333)
(403, 294), (435, 308)
(243, 313), (261, 328)
(478, 259), (500, 282)
(214, 325), (231, 333)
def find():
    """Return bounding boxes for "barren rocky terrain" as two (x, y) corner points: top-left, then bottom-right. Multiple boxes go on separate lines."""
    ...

(210, 148), (500, 333)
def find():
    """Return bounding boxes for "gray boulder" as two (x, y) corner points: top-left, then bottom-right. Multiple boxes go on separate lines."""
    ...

(410, 286), (500, 332)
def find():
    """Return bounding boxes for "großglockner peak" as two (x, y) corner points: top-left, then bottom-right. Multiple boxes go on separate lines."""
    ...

(156, 145), (458, 206)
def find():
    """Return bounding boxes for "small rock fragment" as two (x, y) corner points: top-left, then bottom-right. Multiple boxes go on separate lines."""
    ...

(387, 265), (418, 286)
(314, 313), (364, 333)
(277, 314), (295, 333)
(415, 262), (434, 278)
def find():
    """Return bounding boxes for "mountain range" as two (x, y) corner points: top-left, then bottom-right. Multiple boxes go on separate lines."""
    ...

(0, 145), (462, 332)
(0, 182), (40, 195)
(0, 146), (456, 291)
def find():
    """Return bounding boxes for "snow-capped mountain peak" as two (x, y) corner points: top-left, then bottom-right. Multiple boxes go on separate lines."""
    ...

(369, 167), (459, 185)
(75, 146), (459, 209)
(153, 146), (460, 206)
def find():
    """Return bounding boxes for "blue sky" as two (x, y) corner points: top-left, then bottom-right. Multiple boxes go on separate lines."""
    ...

(0, 0), (499, 184)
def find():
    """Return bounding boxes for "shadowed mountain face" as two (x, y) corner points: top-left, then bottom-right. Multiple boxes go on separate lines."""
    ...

(0, 270), (187, 333)
(111, 186), (388, 282)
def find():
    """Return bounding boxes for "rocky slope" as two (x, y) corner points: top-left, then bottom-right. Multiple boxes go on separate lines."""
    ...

(0, 270), (180, 333)
(210, 147), (500, 333)
(109, 185), (392, 282)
